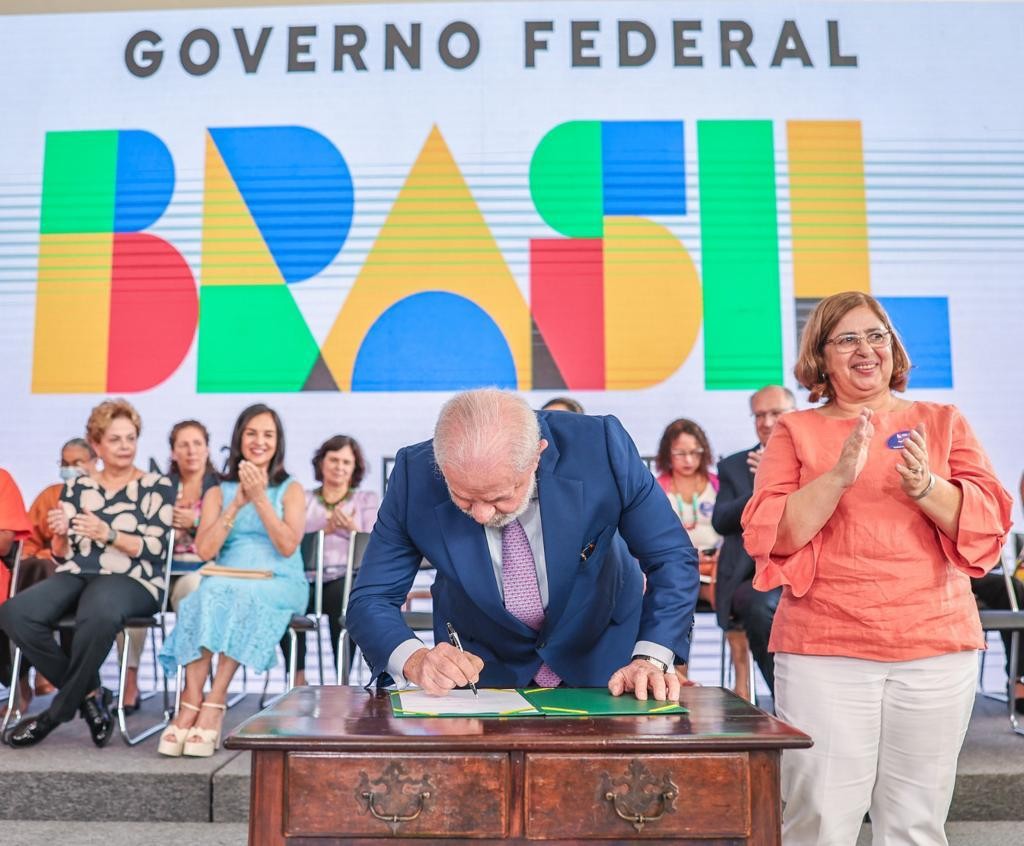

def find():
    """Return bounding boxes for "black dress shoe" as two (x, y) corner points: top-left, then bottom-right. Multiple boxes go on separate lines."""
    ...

(5, 712), (59, 748)
(80, 687), (114, 747)
(120, 697), (140, 715)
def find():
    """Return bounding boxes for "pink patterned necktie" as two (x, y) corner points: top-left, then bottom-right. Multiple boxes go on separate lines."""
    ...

(501, 518), (561, 687)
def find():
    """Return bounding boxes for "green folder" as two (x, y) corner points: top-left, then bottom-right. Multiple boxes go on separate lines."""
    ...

(390, 687), (687, 718)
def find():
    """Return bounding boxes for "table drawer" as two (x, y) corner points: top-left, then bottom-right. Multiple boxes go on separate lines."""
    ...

(525, 752), (751, 839)
(285, 751), (509, 838)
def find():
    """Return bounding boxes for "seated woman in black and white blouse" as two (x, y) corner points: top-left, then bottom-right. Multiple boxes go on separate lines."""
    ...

(0, 399), (174, 749)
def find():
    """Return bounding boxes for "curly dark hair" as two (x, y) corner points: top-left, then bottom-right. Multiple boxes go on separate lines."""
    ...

(312, 435), (366, 488)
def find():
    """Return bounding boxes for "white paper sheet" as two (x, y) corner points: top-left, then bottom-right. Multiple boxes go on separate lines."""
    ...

(394, 688), (538, 716)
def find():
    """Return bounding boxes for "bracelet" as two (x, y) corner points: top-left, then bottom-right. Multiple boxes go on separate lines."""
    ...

(910, 472), (936, 501)
(222, 515), (235, 531)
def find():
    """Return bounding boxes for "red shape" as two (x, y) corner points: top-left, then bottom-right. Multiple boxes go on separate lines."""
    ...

(108, 233), (198, 391)
(530, 239), (604, 389)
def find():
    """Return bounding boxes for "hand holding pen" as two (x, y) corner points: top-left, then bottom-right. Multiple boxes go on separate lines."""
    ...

(400, 625), (484, 696)
(446, 622), (479, 698)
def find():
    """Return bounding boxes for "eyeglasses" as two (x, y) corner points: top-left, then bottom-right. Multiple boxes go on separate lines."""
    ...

(823, 330), (892, 354)
(752, 408), (793, 422)
(670, 449), (704, 459)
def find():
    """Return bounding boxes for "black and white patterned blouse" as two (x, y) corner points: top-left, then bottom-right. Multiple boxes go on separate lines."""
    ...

(55, 472), (176, 600)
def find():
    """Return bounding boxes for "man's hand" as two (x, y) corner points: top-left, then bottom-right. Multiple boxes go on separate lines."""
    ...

(608, 658), (681, 702)
(403, 643), (483, 696)
(746, 447), (764, 474)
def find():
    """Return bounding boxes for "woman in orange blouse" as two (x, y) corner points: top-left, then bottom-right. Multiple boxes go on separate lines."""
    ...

(742, 292), (1012, 846)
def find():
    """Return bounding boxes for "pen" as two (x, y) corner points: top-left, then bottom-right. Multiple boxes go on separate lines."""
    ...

(445, 621), (479, 698)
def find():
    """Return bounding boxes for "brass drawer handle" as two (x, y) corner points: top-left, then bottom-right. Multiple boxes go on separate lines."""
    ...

(357, 762), (433, 834)
(600, 759), (678, 833)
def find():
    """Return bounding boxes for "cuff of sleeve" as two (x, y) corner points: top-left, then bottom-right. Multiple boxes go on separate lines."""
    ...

(385, 638), (427, 689)
(633, 641), (675, 669)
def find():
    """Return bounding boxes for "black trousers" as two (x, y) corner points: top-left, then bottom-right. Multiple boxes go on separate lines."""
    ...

(0, 556), (71, 680)
(730, 582), (782, 695)
(0, 572), (157, 723)
(972, 572), (1024, 680)
(279, 578), (348, 675)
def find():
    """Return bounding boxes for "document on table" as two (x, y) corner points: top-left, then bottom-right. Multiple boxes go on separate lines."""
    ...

(391, 688), (539, 717)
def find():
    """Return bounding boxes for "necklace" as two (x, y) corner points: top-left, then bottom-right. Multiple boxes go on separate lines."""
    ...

(671, 492), (700, 530)
(317, 487), (352, 509)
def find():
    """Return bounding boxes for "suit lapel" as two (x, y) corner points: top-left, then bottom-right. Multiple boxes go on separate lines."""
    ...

(434, 499), (536, 637)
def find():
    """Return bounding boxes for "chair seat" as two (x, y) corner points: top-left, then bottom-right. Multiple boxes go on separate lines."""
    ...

(979, 610), (1024, 631)
(289, 614), (317, 631)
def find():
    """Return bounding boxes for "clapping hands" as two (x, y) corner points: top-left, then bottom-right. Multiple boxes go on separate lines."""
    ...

(894, 426), (932, 498)
(70, 509), (108, 542)
(172, 498), (196, 531)
(47, 507), (70, 537)
(833, 408), (874, 487)
(327, 503), (357, 534)
(237, 460), (268, 504)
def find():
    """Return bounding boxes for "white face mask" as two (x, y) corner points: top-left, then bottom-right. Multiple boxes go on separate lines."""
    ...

(59, 465), (85, 481)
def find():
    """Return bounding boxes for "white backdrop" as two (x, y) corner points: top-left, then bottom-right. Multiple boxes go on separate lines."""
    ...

(0, 1), (1021, 531)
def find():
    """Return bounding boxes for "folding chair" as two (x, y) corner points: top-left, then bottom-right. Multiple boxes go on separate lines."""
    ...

(979, 560), (1024, 736)
(258, 530), (325, 708)
(115, 529), (176, 744)
(337, 531), (371, 685)
(1, 531), (176, 745)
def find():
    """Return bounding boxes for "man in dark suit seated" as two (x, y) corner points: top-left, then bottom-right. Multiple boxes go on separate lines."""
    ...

(347, 388), (699, 701)
(711, 385), (795, 697)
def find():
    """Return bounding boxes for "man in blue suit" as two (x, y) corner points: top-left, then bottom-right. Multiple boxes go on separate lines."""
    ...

(347, 389), (699, 701)
(711, 385), (794, 695)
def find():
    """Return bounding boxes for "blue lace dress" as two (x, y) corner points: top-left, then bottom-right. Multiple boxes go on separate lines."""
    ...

(159, 479), (308, 673)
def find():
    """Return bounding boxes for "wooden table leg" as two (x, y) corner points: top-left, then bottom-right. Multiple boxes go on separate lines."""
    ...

(250, 750), (286, 846)
(748, 750), (782, 846)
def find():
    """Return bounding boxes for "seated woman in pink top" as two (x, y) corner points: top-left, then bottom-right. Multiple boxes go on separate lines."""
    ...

(281, 435), (378, 686)
(742, 292), (1012, 846)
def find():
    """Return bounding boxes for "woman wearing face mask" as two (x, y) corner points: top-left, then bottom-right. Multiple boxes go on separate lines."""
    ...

(0, 400), (175, 749)
(157, 404), (307, 758)
(2, 440), (97, 710)
(119, 420), (219, 713)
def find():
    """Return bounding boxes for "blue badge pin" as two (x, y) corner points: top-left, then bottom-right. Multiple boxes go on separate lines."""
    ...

(887, 430), (911, 450)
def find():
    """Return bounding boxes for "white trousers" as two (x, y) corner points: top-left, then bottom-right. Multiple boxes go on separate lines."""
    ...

(775, 651), (976, 846)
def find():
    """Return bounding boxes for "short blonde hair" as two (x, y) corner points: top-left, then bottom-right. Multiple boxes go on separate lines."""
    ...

(85, 398), (142, 444)
(794, 292), (911, 403)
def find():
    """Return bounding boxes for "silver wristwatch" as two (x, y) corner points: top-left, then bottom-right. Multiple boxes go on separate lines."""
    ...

(634, 654), (669, 673)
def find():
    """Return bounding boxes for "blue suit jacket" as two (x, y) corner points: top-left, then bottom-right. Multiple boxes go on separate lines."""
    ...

(347, 412), (699, 688)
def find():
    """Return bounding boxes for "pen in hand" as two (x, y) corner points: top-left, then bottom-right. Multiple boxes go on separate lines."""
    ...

(446, 621), (479, 698)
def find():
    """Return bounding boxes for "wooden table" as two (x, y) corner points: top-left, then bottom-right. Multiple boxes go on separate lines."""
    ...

(226, 686), (811, 845)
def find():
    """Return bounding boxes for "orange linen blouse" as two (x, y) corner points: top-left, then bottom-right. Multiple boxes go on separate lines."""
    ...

(741, 402), (1013, 662)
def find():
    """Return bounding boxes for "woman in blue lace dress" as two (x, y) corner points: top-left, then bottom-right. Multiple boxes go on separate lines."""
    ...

(158, 404), (307, 757)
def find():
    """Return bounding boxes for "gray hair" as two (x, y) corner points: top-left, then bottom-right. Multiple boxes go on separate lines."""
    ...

(749, 385), (795, 409)
(62, 437), (96, 458)
(434, 389), (541, 476)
